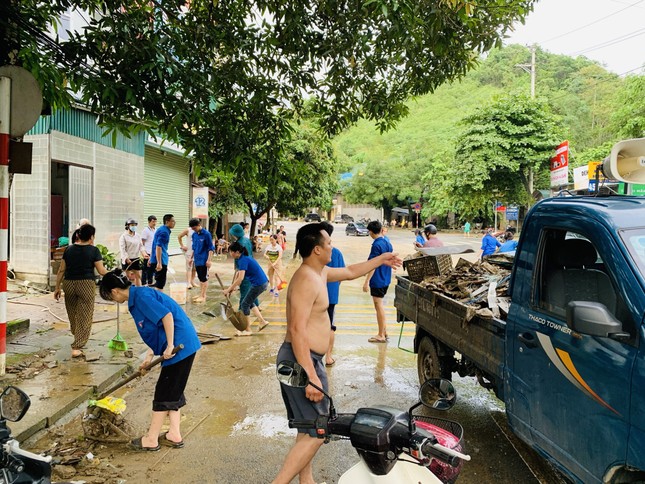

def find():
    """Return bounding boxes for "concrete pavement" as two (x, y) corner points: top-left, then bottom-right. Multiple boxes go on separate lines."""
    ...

(2, 252), (272, 442)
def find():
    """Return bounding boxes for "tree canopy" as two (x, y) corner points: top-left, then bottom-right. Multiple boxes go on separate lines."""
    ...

(434, 94), (562, 219)
(3, 0), (536, 169)
(205, 116), (339, 235)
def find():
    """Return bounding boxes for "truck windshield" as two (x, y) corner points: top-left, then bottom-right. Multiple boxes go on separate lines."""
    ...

(621, 229), (645, 277)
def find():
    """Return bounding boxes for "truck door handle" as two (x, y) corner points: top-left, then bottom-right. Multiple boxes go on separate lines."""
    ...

(518, 332), (538, 348)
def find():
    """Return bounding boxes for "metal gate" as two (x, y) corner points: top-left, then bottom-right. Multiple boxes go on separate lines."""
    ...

(69, 165), (93, 228)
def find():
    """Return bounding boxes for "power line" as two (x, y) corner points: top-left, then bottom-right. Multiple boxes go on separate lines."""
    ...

(538, 0), (645, 44)
(546, 64), (644, 104)
(568, 27), (645, 56)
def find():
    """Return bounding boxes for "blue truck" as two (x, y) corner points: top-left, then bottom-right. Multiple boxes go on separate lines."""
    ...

(394, 139), (645, 483)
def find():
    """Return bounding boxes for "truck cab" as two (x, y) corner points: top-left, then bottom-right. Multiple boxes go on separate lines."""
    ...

(505, 196), (645, 483)
(395, 139), (645, 483)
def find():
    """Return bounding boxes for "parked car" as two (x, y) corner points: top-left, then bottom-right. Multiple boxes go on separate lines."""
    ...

(334, 214), (354, 223)
(346, 222), (369, 236)
(304, 213), (321, 222)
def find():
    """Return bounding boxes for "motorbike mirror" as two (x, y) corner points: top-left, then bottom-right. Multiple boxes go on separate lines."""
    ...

(419, 379), (456, 411)
(0, 386), (31, 422)
(276, 360), (309, 388)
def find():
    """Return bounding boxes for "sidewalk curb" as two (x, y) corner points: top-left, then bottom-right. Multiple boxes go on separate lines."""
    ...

(15, 362), (133, 443)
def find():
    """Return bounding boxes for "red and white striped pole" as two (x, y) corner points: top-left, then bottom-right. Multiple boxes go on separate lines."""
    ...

(0, 76), (11, 375)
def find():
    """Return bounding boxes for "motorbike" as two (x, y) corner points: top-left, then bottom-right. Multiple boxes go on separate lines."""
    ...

(277, 360), (471, 484)
(0, 386), (54, 483)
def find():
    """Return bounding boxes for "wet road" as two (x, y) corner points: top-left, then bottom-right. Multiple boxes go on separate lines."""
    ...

(35, 222), (557, 483)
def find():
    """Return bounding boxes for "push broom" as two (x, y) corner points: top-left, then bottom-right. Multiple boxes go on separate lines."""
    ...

(108, 302), (128, 351)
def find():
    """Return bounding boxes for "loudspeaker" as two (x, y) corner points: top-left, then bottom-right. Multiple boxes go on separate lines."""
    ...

(602, 138), (645, 183)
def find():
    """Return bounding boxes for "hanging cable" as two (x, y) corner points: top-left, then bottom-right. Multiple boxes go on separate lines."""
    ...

(537, 0), (645, 44)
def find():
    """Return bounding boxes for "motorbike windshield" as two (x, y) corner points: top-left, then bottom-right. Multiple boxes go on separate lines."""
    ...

(620, 229), (645, 279)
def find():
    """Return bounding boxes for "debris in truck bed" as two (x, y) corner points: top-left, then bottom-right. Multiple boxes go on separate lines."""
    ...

(416, 257), (512, 319)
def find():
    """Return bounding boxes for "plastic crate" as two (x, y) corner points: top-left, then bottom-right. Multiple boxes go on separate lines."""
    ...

(403, 254), (452, 283)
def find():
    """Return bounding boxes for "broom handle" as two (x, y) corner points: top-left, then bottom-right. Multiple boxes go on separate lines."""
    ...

(96, 344), (184, 399)
(215, 273), (235, 308)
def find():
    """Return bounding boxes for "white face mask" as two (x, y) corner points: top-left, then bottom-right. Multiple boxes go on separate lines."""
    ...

(129, 225), (137, 232)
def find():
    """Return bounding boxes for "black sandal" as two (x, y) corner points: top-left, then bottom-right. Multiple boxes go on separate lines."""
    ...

(129, 437), (160, 452)
(160, 432), (185, 448)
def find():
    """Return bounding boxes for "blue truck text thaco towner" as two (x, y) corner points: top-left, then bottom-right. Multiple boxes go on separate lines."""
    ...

(394, 138), (645, 483)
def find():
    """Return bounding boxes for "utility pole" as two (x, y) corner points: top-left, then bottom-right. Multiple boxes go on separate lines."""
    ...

(516, 45), (537, 197)
(516, 44), (536, 98)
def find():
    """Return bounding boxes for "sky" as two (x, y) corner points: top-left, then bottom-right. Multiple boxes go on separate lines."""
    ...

(504, 0), (645, 75)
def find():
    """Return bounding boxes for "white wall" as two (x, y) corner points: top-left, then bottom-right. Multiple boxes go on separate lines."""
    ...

(13, 131), (144, 281)
(10, 135), (50, 279)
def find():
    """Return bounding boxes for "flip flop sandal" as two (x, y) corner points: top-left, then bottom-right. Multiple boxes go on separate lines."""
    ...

(129, 437), (160, 452)
(259, 322), (269, 332)
(160, 432), (185, 448)
(368, 337), (387, 343)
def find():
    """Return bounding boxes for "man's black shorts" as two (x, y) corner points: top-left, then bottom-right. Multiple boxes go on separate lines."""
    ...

(370, 286), (388, 298)
(195, 265), (209, 283)
(327, 304), (337, 331)
(154, 265), (168, 289)
(277, 342), (329, 437)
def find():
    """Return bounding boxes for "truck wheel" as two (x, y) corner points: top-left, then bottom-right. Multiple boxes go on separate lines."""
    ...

(417, 337), (441, 383)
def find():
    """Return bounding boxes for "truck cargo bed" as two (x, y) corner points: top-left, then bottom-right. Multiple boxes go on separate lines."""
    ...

(394, 275), (506, 384)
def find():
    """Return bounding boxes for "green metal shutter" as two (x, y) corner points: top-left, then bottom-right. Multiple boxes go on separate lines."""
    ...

(144, 147), (190, 251)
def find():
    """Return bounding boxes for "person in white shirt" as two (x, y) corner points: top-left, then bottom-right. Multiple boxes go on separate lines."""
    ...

(178, 225), (197, 289)
(140, 215), (157, 286)
(119, 218), (147, 286)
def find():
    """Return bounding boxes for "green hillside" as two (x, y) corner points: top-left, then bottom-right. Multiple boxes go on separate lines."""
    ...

(333, 44), (638, 223)
(334, 79), (502, 168)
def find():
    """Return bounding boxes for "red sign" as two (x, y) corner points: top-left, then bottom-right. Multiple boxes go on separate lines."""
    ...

(550, 141), (569, 187)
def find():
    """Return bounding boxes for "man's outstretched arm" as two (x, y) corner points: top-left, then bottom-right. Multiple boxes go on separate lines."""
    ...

(327, 252), (401, 283)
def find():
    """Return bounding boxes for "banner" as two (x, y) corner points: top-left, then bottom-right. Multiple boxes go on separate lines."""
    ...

(550, 141), (569, 188)
(192, 186), (209, 219)
(573, 165), (589, 190)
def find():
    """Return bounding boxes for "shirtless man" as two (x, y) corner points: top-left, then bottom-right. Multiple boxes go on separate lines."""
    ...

(273, 223), (401, 484)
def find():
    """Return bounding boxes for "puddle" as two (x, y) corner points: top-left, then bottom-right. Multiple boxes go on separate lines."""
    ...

(231, 413), (293, 438)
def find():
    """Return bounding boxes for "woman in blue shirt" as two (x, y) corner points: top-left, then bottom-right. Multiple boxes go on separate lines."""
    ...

(99, 269), (201, 452)
(499, 232), (518, 253)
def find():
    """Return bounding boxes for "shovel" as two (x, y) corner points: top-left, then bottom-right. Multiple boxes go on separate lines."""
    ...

(215, 273), (246, 331)
(93, 344), (184, 402)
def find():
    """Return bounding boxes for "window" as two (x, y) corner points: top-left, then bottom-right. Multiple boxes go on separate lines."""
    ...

(621, 228), (645, 278)
(536, 228), (635, 338)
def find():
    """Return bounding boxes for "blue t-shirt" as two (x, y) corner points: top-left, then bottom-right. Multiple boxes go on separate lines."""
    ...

(368, 236), (393, 288)
(326, 248), (346, 305)
(150, 225), (171, 265)
(499, 240), (518, 253)
(127, 286), (201, 367)
(481, 233), (501, 256)
(234, 236), (254, 269)
(237, 254), (269, 286)
(192, 229), (215, 266)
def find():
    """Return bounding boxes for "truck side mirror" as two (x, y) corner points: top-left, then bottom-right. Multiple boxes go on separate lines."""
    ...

(566, 301), (629, 340)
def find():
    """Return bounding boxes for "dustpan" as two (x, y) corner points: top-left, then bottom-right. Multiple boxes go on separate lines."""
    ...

(108, 303), (128, 351)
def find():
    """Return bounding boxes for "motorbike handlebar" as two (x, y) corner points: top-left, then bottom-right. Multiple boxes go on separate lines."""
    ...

(421, 440), (471, 463)
(288, 419), (318, 429)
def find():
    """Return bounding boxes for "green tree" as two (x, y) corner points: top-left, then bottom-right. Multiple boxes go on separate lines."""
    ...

(611, 75), (645, 138)
(204, 120), (339, 235)
(3, 0), (536, 170)
(343, 155), (432, 221)
(437, 94), (563, 218)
